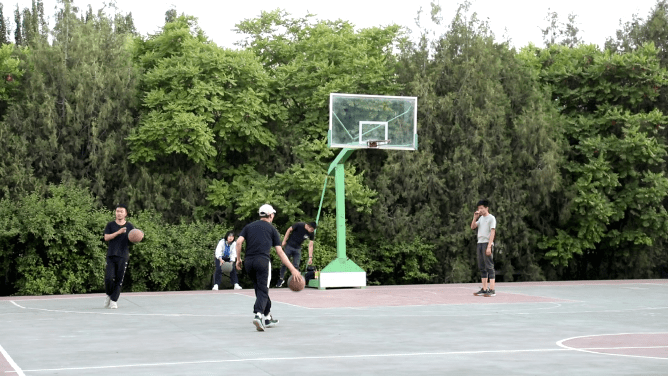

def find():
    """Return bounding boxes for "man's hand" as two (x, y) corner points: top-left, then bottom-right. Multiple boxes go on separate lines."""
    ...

(291, 271), (304, 284)
(486, 247), (492, 256)
(308, 257), (313, 265)
(117, 227), (127, 234)
(235, 259), (242, 271)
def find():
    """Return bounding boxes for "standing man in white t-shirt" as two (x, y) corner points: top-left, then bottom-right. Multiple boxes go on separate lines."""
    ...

(470, 199), (497, 297)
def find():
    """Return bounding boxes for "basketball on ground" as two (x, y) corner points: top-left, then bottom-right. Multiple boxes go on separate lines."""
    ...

(288, 275), (305, 292)
(128, 228), (144, 243)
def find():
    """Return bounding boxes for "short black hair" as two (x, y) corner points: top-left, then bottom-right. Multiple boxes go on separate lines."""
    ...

(476, 199), (489, 208)
(116, 203), (128, 211)
(308, 222), (317, 229)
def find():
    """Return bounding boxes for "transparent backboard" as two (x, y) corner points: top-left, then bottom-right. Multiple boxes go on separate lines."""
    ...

(329, 93), (417, 150)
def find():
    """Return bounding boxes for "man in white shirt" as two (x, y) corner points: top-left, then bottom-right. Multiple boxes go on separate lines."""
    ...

(470, 199), (497, 297)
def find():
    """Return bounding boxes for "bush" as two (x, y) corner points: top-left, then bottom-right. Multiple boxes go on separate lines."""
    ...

(0, 184), (108, 295)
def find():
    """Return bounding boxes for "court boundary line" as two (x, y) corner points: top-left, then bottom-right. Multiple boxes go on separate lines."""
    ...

(557, 332), (668, 361)
(0, 344), (25, 376)
(9, 300), (668, 318)
(7, 348), (572, 373)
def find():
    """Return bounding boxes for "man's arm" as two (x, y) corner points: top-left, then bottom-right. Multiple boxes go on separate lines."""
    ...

(104, 227), (126, 242)
(307, 240), (314, 265)
(235, 236), (245, 270)
(282, 227), (293, 247)
(486, 228), (496, 255)
(275, 245), (303, 282)
(470, 212), (480, 230)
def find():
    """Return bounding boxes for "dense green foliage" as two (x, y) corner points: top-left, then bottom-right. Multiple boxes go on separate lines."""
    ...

(1, 0), (668, 295)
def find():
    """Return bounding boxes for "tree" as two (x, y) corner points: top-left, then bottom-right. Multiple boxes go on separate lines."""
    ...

(13, 5), (21, 46)
(363, 2), (565, 283)
(0, 0), (139, 206)
(523, 43), (668, 279)
(541, 9), (583, 48)
(0, 4), (8, 45)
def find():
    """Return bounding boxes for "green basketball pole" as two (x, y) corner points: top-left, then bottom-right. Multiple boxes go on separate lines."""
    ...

(311, 148), (366, 289)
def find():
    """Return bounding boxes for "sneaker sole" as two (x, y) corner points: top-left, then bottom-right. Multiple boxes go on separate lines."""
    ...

(265, 321), (279, 328)
(484, 294), (496, 297)
(473, 292), (486, 296)
(253, 319), (265, 332)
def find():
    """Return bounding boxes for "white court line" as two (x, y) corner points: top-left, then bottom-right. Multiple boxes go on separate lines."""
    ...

(9, 301), (248, 318)
(8, 348), (572, 373)
(557, 332), (668, 361)
(0, 344), (25, 376)
(9, 300), (668, 319)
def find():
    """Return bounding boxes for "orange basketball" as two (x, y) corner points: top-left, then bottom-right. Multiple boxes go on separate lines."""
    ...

(287, 275), (305, 292)
(128, 228), (144, 243)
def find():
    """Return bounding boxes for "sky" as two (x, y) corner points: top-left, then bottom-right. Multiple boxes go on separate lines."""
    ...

(7, 0), (663, 49)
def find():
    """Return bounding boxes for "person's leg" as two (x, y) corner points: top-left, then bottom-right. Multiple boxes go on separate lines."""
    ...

(485, 245), (495, 292)
(213, 258), (222, 286)
(252, 258), (271, 316)
(110, 256), (128, 302)
(477, 243), (488, 290)
(291, 247), (302, 271)
(230, 264), (239, 285)
(104, 256), (115, 297)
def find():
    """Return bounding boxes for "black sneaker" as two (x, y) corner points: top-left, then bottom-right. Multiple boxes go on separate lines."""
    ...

(265, 316), (279, 328)
(275, 279), (284, 288)
(473, 288), (487, 296)
(484, 289), (496, 297)
(252, 314), (265, 331)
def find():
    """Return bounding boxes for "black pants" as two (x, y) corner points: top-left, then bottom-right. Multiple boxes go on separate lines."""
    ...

(245, 257), (271, 316)
(279, 245), (301, 279)
(214, 256), (239, 286)
(105, 256), (128, 302)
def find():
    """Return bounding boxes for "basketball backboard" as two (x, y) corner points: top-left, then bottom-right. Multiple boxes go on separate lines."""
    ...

(329, 93), (417, 150)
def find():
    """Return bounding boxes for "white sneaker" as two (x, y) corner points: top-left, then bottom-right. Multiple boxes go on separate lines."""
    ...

(110, 301), (118, 309)
(212, 284), (219, 291)
(234, 284), (242, 290)
(104, 295), (111, 308)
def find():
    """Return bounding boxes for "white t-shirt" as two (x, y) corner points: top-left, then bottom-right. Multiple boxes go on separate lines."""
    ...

(476, 214), (497, 244)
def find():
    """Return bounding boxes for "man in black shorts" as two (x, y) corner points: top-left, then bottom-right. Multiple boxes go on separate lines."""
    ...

(103, 204), (135, 309)
(276, 221), (316, 288)
(235, 204), (304, 331)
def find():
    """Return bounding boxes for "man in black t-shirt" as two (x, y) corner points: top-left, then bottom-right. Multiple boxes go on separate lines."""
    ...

(276, 222), (316, 288)
(103, 204), (135, 309)
(235, 204), (304, 331)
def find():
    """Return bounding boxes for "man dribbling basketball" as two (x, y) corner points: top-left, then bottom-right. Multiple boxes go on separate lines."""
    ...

(236, 204), (304, 331)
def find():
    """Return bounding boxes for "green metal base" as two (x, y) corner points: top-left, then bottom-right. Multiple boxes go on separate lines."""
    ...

(321, 257), (365, 273)
(307, 258), (366, 289)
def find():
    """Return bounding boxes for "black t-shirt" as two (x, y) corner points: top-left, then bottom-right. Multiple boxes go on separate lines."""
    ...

(104, 220), (135, 258)
(286, 222), (314, 248)
(239, 220), (281, 260)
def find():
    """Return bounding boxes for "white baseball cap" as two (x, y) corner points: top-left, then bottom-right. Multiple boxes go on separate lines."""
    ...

(258, 204), (276, 216)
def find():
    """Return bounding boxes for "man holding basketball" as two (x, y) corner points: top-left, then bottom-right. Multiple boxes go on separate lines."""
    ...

(103, 204), (135, 309)
(471, 199), (497, 297)
(275, 221), (316, 288)
(236, 204), (304, 331)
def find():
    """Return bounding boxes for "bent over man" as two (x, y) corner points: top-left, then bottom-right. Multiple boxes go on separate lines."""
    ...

(236, 204), (304, 331)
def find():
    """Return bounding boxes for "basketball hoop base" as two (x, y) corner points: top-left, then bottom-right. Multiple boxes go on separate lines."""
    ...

(308, 257), (366, 289)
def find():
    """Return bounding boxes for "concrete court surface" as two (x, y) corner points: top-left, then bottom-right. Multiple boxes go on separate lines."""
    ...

(0, 280), (667, 375)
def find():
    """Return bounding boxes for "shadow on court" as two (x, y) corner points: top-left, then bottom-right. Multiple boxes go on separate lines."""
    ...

(1, 280), (667, 375)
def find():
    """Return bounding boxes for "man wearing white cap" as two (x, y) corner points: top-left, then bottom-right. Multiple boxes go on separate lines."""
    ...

(236, 204), (304, 331)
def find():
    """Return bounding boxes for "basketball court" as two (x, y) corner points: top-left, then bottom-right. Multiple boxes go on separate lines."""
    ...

(1, 280), (667, 375)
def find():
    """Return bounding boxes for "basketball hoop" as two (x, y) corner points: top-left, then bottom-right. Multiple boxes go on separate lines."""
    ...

(366, 139), (391, 148)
